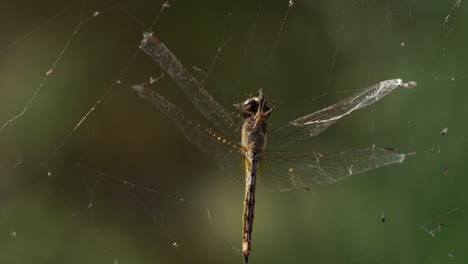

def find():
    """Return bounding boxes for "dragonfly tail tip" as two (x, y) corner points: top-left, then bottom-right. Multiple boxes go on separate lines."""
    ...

(243, 253), (249, 264)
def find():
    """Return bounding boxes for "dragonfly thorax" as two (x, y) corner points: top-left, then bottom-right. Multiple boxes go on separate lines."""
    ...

(240, 90), (271, 158)
(241, 118), (267, 158)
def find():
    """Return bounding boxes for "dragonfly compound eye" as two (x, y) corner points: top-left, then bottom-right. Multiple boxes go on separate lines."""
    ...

(241, 100), (259, 118)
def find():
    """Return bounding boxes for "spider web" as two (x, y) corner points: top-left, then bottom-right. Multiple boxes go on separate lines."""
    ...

(1, 0), (467, 263)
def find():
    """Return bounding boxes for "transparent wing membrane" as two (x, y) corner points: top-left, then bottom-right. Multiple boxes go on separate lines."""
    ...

(260, 148), (407, 192)
(269, 79), (417, 146)
(139, 33), (239, 139)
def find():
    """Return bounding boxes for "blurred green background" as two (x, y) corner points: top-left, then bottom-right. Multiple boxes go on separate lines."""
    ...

(1, 0), (467, 263)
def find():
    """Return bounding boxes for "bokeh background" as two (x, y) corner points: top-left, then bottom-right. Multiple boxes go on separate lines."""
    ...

(1, 0), (467, 263)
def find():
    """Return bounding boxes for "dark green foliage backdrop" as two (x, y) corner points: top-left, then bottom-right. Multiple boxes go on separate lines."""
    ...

(0, 0), (467, 263)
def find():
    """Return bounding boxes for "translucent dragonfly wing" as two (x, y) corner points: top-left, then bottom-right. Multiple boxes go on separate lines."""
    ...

(139, 33), (238, 140)
(259, 148), (407, 192)
(132, 85), (244, 175)
(268, 79), (417, 147)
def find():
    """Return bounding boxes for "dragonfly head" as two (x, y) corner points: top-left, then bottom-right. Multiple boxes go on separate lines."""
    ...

(239, 89), (272, 122)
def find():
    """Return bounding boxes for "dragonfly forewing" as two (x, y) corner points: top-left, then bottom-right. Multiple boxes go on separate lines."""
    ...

(139, 32), (238, 139)
(269, 79), (417, 147)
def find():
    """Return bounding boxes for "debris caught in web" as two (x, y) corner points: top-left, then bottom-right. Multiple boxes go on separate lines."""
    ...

(441, 127), (448, 136)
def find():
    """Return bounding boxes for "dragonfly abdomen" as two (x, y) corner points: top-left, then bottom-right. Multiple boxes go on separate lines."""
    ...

(242, 155), (260, 264)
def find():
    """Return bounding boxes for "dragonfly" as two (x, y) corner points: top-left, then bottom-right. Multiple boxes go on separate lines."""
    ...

(132, 32), (416, 264)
